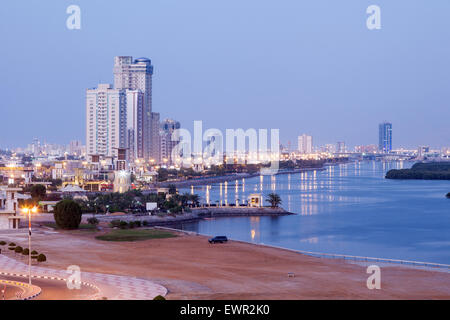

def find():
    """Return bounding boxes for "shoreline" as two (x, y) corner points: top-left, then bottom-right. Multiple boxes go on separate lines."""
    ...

(158, 167), (327, 188)
(92, 206), (294, 227)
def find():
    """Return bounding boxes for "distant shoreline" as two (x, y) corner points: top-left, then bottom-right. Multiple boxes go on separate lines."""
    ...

(158, 167), (326, 188)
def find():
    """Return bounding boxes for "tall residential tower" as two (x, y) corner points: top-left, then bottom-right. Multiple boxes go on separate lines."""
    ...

(378, 122), (393, 153)
(86, 84), (126, 157)
(113, 56), (154, 159)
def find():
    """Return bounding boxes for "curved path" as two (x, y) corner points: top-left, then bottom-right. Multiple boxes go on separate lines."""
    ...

(0, 279), (40, 300)
(0, 254), (167, 300)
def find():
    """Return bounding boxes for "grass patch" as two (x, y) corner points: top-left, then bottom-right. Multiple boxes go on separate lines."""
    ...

(95, 229), (177, 242)
(43, 222), (97, 231)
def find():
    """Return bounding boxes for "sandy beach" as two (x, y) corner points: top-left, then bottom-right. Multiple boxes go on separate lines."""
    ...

(3, 226), (450, 300)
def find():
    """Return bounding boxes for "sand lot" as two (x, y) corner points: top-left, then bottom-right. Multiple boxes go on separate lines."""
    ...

(3, 226), (450, 300)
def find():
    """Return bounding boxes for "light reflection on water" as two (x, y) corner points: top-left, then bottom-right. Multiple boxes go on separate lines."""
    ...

(179, 161), (450, 264)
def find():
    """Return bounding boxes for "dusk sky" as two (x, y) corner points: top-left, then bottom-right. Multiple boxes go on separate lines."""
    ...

(1, 0), (449, 149)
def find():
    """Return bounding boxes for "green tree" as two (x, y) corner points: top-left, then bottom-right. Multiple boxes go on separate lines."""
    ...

(168, 184), (177, 195)
(30, 184), (47, 201)
(157, 168), (169, 182)
(87, 217), (99, 226)
(266, 193), (282, 208)
(53, 199), (82, 230)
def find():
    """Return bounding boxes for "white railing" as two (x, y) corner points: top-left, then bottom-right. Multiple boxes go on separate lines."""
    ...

(262, 244), (450, 270)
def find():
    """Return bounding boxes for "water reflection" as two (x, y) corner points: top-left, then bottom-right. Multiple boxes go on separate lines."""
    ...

(189, 161), (416, 217)
(180, 161), (450, 264)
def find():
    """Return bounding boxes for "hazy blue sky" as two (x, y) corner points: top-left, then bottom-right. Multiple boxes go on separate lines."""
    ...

(1, 0), (449, 149)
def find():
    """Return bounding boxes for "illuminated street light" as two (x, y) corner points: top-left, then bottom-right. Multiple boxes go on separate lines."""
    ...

(21, 206), (38, 286)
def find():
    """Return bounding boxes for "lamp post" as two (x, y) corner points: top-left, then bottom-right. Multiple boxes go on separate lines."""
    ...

(21, 206), (37, 285)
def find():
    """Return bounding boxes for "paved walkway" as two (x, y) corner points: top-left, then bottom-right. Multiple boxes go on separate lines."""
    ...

(0, 254), (167, 300)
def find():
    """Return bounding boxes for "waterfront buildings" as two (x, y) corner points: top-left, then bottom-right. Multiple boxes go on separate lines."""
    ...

(336, 141), (346, 153)
(379, 122), (393, 153)
(355, 144), (378, 153)
(298, 134), (313, 154)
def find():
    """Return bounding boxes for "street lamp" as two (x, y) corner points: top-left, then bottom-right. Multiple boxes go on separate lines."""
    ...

(21, 206), (37, 286)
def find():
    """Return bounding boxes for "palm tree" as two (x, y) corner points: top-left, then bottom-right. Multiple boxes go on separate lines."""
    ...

(266, 193), (282, 208)
(189, 194), (200, 207)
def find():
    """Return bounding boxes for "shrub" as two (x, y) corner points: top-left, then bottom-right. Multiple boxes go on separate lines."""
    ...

(170, 206), (182, 214)
(153, 295), (166, 300)
(142, 220), (149, 227)
(134, 220), (142, 227)
(22, 248), (29, 255)
(30, 184), (47, 200)
(37, 254), (46, 262)
(53, 199), (82, 230)
(128, 221), (135, 229)
(87, 217), (99, 225)
(14, 246), (23, 254)
(9, 242), (16, 247)
(119, 221), (128, 229)
(110, 220), (121, 228)
(0, 241), (6, 246)
(31, 250), (38, 255)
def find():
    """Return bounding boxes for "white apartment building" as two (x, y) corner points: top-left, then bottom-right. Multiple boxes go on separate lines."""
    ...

(114, 56), (154, 159)
(298, 134), (313, 154)
(86, 84), (126, 158)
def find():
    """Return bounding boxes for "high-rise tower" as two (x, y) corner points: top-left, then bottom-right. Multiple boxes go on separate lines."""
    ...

(86, 84), (126, 157)
(378, 122), (393, 153)
(114, 56), (154, 159)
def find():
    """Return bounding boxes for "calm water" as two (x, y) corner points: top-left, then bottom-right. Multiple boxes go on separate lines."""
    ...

(179, 161), (450, 264)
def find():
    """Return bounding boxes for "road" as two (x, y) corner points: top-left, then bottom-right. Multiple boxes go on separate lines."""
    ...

(0, 275), (97, 300)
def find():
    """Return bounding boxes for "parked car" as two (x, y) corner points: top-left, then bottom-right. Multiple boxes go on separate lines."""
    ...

(208, 236), (228, 244)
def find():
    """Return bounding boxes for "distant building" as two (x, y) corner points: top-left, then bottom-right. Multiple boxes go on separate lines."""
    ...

(320, 144), (336, 153)
(160, 119), (181, 164)
(298, 134), (313, 154)
(336, 141), (346, 153)
(69, 140), (83, 156)
(86, 84), (127, 158)
(355, 144), (378, 153)
(379, 122), (393, 153)
(417, 146), (430, 158)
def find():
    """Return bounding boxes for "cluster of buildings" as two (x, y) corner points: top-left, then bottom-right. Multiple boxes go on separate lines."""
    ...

(2, 55), (449, 196)
(86, 56), (180, 165)
(296, 122), (393, 156)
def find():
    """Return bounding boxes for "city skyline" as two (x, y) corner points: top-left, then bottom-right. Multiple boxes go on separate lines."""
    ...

(1, 1), (450, 149)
